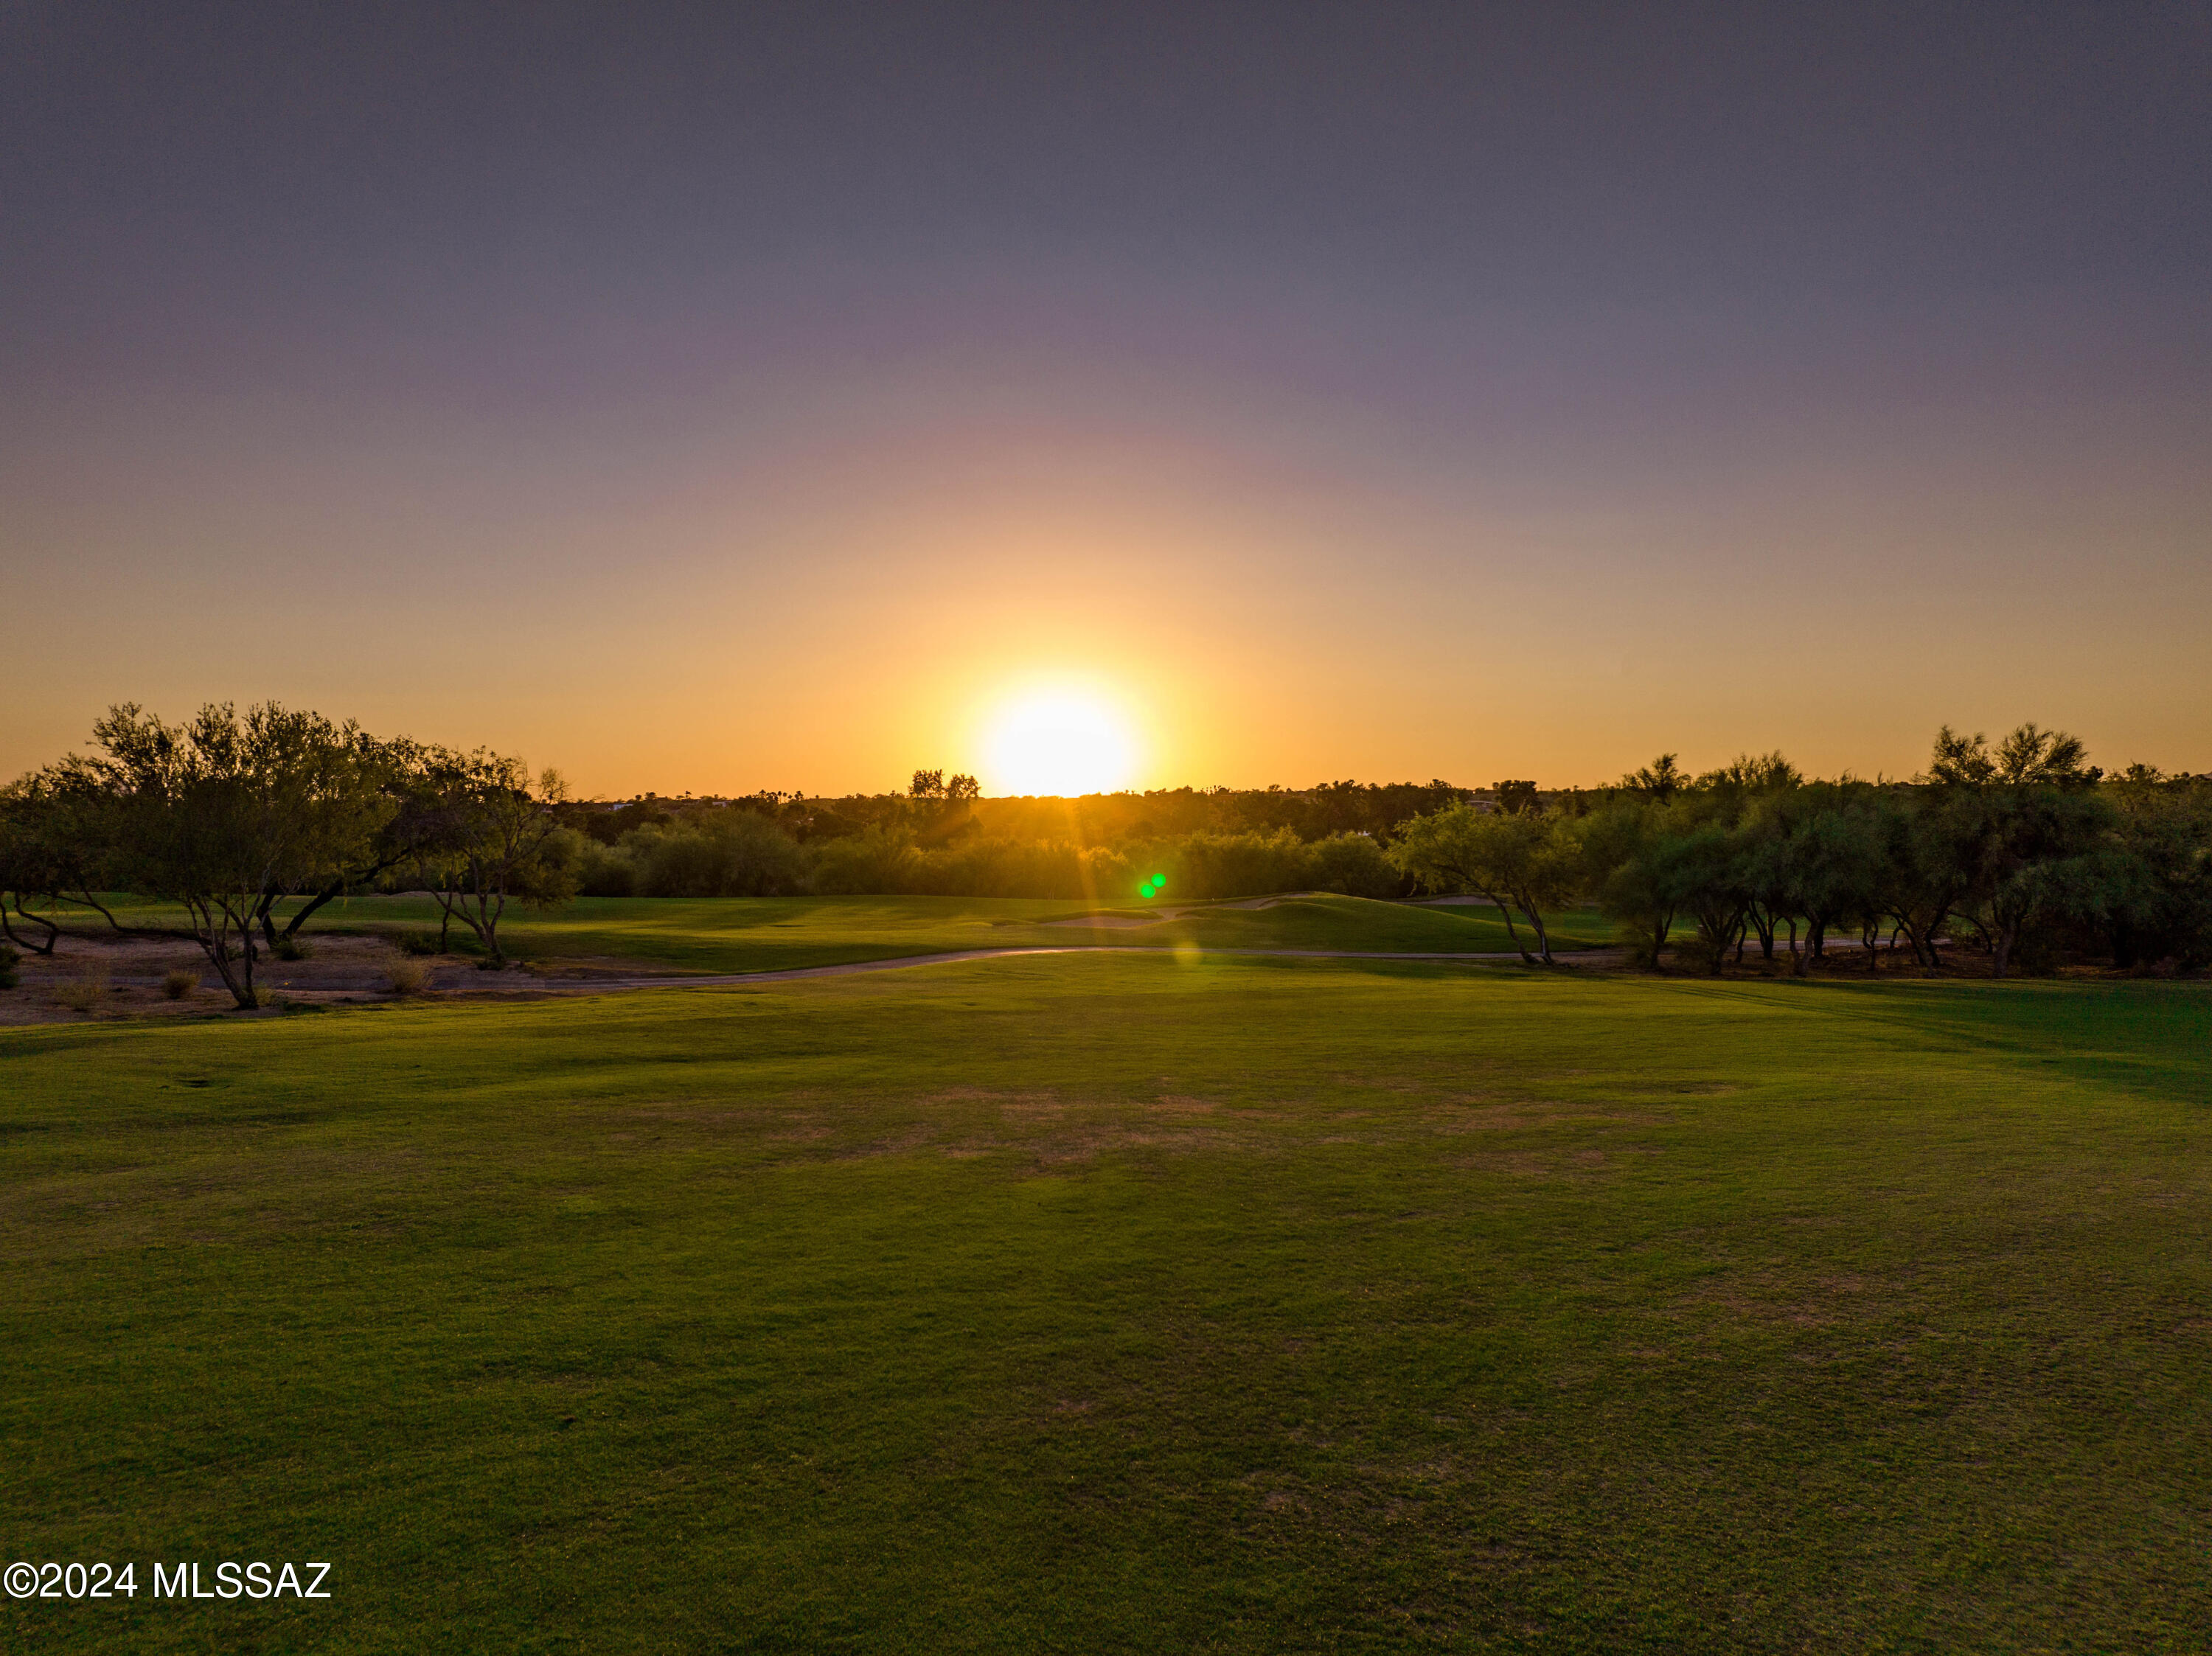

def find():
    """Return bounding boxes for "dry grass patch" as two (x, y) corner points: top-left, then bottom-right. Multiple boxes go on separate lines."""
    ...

(52, 959), (111, 1015)
(1425, 1098), (1671, 1134)
(386, 955), (434, 996)
(1664, 1266), (1907, 1333)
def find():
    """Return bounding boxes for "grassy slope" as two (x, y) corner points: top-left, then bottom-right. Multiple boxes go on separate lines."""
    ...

(45, 893), (1621, 972)
(2, 960), (2208, 1652)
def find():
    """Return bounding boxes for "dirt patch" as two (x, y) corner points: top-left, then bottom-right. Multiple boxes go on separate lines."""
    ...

(519, 955), (712, 980)
(0, 933), (473, 1024)
(1151, 1095), (1220, 1115)
(1665, 1267), (1903, 1332)
(605, 1088), (1669, 1176)
(1425, 1100), (1669, 1133)
(609, 1088), (1262, 1170)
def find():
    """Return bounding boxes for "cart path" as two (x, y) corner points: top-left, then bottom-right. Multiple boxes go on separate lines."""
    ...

(506, 933), (1896, 995)
(512, 944), (1618, 992)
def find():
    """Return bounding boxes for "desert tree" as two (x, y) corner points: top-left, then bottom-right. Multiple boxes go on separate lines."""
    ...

(1688, 754), (1800, 963)
(0, 780), (63, 955)
(1393, 801), (1579, 964)
(416, 750), (577, 965)
(0, 751), (171, 952)
(1927, 723), (2094, 789)
(1956, 783), (2114, 978)
(1579, 801), (1676, 967)
(1915, 723), (2107, 976)
(906, 769), (981, 839)
(1732, 807), (1795, 964)
(1491, 779), (1540, 815)
(77, 702), (396, 1007)
(0, 771), (91, 955)
(251, 734), (444, 944)
(2098, 770), (2212, 968)
(1750, 786), (1890, 974)
(1620, 754), (1686, 802)
(1652, 815), (1750, 975)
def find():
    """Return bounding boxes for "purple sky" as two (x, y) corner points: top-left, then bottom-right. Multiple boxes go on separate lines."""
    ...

(6, 2), (2208, 792)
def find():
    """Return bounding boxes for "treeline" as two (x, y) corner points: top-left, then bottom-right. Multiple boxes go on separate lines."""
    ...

(556, 768), (1450, 900)
(4, 706), (2208, 1007)
(577, 775), (1472, 850)
(579, 815), (1403, 903)
(1397, 734), (2212, 976)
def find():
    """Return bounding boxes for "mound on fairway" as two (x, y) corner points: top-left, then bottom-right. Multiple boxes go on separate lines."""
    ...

(3, 959), (2208, 1652)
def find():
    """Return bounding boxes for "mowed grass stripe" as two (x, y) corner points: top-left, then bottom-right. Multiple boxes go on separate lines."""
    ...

(2, 959), (2208, 1652)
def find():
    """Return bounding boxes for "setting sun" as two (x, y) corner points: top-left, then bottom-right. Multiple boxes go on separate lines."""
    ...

(981, 691), (1138, 797)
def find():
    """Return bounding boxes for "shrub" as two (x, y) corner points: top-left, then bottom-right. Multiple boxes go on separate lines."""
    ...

(1669, 927), (1731, 975)
(574, 838), (637, 898)
(1307, 832), (1402, 898)
(796, 829), (1391, 902)
(386, 956), (432, 996)
(161, 969), (200, 1000)
(1615, 919), (1669, 972)
(630, 811), (807, 897)
(55, 959), (111, 1014)
(808, 826), (920, 895)
(269, 933), (308, 961)
(0, 944), (17, 990)
(1145, 829), (1317, 900)
(907, 838), (1132, 900)
(397, 930), (439, 956)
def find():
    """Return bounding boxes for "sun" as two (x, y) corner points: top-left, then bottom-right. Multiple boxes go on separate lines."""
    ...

(981, 691), (1137, 797)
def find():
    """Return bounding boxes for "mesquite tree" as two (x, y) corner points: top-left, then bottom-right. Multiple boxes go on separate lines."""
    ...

(78, 703), (395, 1007)
(0, 772), (85, 955)
(416, 751), (577, 966)
(262, 736), (453, 946)
(1393, 801), (1579, 964)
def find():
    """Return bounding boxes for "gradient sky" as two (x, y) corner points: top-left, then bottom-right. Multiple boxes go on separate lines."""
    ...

(5, 2), (2208, 796)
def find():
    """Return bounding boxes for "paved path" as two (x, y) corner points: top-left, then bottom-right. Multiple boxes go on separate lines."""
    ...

(33, 933), (1905, 1003)
(511, 934), (1904, 995)
(516, 944), (1611, 993)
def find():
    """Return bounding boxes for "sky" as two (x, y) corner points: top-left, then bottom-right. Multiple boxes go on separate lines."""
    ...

(4, 1), (2208, 796)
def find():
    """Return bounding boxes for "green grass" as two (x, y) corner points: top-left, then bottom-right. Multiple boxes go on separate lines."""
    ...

(43, 892), (1620, 973)
(3, 960), (2208, 1651)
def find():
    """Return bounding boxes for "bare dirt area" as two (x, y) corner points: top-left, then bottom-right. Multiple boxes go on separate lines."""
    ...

(0, 933), (736, 1025)
(0, 933), (472, 1025)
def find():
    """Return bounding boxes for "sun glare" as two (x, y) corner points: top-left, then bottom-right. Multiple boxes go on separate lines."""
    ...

(982, 692), (1137, 797)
